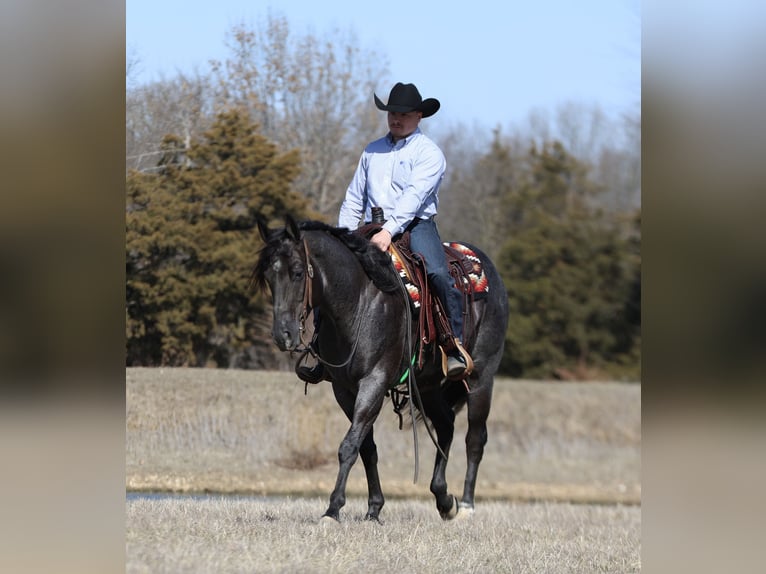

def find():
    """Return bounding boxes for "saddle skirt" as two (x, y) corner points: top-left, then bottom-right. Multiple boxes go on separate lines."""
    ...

(389, 242), (489, 310)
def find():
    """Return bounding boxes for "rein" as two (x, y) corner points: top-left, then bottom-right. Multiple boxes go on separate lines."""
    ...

(393, 254), (448, 483)
(296, 238), (364, 371)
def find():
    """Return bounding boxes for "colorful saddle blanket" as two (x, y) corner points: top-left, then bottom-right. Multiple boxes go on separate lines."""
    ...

(443, 242), (490, 296)
(389, 242), (489, 309)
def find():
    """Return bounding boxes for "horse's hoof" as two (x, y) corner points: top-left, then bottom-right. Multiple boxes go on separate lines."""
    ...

(454, 502), (475, 520)
(319, 514), (340, 527)
(439, 495), (459, 521)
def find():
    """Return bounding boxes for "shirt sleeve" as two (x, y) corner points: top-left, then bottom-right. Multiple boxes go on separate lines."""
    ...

(383, 143), (446, 237)
(338, 152), (367, 230)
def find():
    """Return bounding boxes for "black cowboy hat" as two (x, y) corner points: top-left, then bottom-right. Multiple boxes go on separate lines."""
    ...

(373, 82), (440, 118)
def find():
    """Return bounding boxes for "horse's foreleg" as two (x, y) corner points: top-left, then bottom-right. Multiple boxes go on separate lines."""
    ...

(323, 429), (359, 521)
(324, 383), (385, 522)
(359, 428), (384, 522)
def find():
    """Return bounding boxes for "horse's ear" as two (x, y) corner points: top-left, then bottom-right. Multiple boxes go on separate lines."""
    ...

(285, 214), (302, 241)
(256, 214), (271, 243)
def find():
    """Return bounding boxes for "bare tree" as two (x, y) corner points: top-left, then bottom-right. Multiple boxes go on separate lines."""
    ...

(435, 100), (641, 258)
(519, 102), (641, 216)
(126, 46), (141, 89)
(210, 15), (388, 218)
(555, 102), (611, 164)
(437, 126), (519, 256)
(126, 73), (215, 172)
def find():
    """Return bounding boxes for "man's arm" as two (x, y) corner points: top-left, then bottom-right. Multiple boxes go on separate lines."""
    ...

(382, 144), (446, 237)
(338, 153), (368, 230)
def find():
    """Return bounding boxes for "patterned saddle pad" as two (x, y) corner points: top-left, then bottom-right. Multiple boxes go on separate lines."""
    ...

(389, 242), (489, 309)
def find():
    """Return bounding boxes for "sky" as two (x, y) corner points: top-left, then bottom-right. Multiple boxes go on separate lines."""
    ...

(126, 0), (640, 129)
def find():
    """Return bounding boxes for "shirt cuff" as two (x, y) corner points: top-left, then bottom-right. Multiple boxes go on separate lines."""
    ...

(382, 220), (400, 237)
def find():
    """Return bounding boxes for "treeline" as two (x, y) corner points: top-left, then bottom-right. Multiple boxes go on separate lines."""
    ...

(126, 14), (640, 380)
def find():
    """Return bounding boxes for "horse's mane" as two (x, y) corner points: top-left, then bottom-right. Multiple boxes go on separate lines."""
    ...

(252, 219), (401, 293)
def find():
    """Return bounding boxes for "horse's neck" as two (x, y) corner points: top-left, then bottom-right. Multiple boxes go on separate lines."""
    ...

(308, 232), (373, 330)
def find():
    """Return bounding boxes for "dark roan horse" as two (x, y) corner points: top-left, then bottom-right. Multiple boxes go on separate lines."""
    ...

(252, 214), (509, 522)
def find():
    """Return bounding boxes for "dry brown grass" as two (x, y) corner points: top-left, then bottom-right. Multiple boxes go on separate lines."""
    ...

(126, 367), (640, 504)
(126, 368), (641, 573)
(126, 495), (640, 573)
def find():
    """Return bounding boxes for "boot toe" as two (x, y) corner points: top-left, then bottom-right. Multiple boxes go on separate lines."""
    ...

(446, 356), (467, 378)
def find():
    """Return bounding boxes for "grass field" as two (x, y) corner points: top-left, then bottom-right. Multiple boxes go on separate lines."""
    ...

(126, 367), (640, 572)
(127, 367), (640, 504)
(126, 495), (641, 573)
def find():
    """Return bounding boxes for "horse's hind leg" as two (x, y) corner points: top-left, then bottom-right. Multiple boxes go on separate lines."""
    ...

(420, 390), (458, 519)
(459, 373), (494, 513)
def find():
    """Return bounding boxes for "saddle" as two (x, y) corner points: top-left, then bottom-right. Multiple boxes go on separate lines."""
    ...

(356, 223), (487, 376)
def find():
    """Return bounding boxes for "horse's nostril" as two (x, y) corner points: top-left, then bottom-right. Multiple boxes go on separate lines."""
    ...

(283, 332), (293, 349)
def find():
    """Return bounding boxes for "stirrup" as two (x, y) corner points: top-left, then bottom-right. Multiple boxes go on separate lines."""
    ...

(441, 338), (474, 380)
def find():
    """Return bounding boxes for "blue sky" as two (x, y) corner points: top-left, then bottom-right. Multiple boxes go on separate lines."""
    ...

(127, 0), (640, 128)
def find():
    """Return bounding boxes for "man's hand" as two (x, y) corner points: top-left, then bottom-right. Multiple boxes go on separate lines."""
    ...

(370, 229), (392, 252)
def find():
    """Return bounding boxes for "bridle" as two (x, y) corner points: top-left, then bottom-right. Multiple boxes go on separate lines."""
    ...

(297, 238), (314, 336)
(294, 238), (364, 370)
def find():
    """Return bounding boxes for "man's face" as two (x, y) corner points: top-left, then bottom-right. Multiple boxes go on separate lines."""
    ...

(388, 111), (422, 141)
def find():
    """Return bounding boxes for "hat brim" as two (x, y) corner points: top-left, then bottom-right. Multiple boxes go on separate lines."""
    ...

(374, 94), (440, 118)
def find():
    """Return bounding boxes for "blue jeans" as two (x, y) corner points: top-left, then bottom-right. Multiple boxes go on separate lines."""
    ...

(408, 217), (464, 343)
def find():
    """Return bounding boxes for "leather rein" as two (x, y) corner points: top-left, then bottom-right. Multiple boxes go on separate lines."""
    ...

(296, 238), (364, 370)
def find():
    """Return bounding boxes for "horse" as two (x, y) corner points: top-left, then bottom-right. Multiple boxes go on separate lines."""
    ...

(251, 214), (509, 522)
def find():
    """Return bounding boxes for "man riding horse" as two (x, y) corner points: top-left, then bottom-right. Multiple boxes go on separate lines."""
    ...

(297, 82), (471, 384)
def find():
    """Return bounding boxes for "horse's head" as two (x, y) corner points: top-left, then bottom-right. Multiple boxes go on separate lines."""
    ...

(252, 214), (310, 352)
(252, 214), (403, 353)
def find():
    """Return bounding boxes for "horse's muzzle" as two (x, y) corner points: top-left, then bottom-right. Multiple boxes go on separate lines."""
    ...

(273, 332), (297, 352)
(272, 316), (300, 352)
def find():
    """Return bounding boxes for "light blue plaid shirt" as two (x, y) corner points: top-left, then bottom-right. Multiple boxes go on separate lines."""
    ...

(338, 127), (446, 237)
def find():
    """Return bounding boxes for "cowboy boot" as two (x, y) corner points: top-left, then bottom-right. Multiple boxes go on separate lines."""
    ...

(446, 353), (467, 379)
(444, 339), (474, 379)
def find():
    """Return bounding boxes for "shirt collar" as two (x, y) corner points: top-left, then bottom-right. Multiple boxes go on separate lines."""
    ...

(386, 127), (422, 147)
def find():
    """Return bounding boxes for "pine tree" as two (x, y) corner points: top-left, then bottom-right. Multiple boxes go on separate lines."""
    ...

(126, 108), (307, 367)
(497, 141), (640, 380)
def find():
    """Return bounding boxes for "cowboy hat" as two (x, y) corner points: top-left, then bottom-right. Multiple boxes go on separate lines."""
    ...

(373, 82), (440, 118)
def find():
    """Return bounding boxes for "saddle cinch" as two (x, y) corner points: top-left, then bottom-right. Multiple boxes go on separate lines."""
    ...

(356, 223), (490, 378)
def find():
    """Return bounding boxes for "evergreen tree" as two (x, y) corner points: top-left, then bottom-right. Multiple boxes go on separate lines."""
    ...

(126, 108), (307, 367)
(497, 141), (640, 380)
(439, 129), (519, 260)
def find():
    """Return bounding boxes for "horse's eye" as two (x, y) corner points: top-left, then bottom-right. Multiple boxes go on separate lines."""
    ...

(290, 266), (304, 281)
